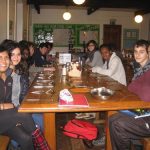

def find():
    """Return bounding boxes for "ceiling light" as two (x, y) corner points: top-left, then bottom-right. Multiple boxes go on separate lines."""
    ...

(134, 15), (143, 23)
(73, 0), (85, 5)
(63, 11), (71, 20)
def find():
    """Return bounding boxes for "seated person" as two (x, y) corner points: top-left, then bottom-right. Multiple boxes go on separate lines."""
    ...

(28, 41), (55, 84)
(92, 44), (126, 86)
(85, 40), (103, 67)
(33, 42), (49, 67)
(2, 40), (44, 148)
(109, 39), (150, 150)
(45, 42), (56, 62)
(0, 45), (49, 150)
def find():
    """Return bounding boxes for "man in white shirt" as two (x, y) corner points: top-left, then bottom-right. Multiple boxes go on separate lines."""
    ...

(92, 44), (126, 86)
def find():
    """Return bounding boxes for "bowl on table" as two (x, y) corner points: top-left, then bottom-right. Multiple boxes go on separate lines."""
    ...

(91, 87), (114, 100)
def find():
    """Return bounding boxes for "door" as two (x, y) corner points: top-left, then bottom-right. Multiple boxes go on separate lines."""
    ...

(103, 24), (122, 51)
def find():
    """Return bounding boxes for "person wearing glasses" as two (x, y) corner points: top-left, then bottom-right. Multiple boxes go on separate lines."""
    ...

(85, 40), (103, 67)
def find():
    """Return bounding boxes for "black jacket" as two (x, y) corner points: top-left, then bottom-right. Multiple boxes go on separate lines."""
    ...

(0, 76), (12, 103)
(34, 49), (48, 67)
(19, 74), (29, 103)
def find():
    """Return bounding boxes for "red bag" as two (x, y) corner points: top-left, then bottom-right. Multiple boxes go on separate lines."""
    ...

(62, 119), (98, 140)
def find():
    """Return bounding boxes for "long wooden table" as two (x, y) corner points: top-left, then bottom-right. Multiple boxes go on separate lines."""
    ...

(19, 70), (150, 150)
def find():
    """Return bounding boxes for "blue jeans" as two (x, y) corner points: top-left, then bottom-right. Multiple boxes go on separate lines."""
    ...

(32, 113), (43, 131)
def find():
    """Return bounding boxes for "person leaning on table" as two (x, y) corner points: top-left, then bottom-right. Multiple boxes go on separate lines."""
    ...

(92, 43), (126, 86)
(109, 39), (150, 150)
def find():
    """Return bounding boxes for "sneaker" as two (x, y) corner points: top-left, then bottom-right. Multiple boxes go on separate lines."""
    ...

(75, 113), (95, 119)
(83, 113), (96, 120)
(92, 135), (105, 146)
(75, 113), (89, 119)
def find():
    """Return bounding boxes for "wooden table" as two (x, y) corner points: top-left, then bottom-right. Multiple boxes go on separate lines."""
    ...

(19, 70), (150, 150)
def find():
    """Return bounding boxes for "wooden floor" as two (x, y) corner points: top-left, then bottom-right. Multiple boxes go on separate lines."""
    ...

(56, 113), (105, 150)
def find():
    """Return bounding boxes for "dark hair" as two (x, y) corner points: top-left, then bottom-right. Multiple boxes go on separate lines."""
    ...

(86, 40), (98, 50)
(99, 44), (111, 52)
(0, 45), (8, 54)
(39, 42), (48, 49)
(108, 43), (117, 52)
(28, 41), (36, 49)
(134, 39), (149, 53)
(1, 39), (20, 57)
(45, 42), (53, 48)
(19, 40), (29, 48)
(1, 39), (14, 48)
(19, 40), (30, 56)
(1, 40), (29, 75)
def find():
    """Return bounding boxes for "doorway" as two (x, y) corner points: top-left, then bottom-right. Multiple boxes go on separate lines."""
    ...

(103, 24), (122, 51)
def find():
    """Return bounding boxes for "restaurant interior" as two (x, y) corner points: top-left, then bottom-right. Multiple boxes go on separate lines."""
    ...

(0, 0), (150, 150)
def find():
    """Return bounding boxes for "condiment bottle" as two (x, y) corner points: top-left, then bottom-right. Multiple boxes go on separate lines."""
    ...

(62, 65), (67, 76)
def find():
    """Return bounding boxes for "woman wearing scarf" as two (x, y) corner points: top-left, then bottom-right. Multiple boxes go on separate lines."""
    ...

(109, 39), (150, 150)
(85, 40), (103, 67)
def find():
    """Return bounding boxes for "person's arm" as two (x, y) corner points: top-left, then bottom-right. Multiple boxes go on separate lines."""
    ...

(128, 70), (150, 102)
(92, 57), (120, 76)
(19, 74), (29, 104)
(85, 57), (90, 65)
(90, 51), (103, 67)
(0, 103), (14, 110)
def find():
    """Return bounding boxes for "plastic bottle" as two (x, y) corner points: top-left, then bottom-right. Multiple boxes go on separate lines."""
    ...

(62, 65), (67, 76)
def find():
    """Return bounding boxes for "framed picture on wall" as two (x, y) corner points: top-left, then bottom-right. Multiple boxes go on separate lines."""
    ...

(76, 24), (99, 46)
(123, 29), (139, 49)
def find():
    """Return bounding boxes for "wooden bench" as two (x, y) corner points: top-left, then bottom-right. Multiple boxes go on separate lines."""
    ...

(0, 135), (10, 150)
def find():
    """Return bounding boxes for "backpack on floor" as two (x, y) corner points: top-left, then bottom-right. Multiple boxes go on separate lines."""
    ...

(61, 119), (98, 148)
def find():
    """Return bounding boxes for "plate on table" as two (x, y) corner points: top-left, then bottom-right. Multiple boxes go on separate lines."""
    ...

(36, 79), (52, 83)
(33, 85), (54, 89)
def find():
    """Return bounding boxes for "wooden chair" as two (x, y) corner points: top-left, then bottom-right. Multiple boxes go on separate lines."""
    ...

(0, 135), (10, 150)
(142, 138), (150, 150)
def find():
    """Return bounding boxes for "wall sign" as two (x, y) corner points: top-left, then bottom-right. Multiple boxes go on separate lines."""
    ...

(59, 53), (71, 64)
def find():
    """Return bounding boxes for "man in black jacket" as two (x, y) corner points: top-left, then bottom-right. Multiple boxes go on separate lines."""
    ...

(34, 42), (50, 67)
